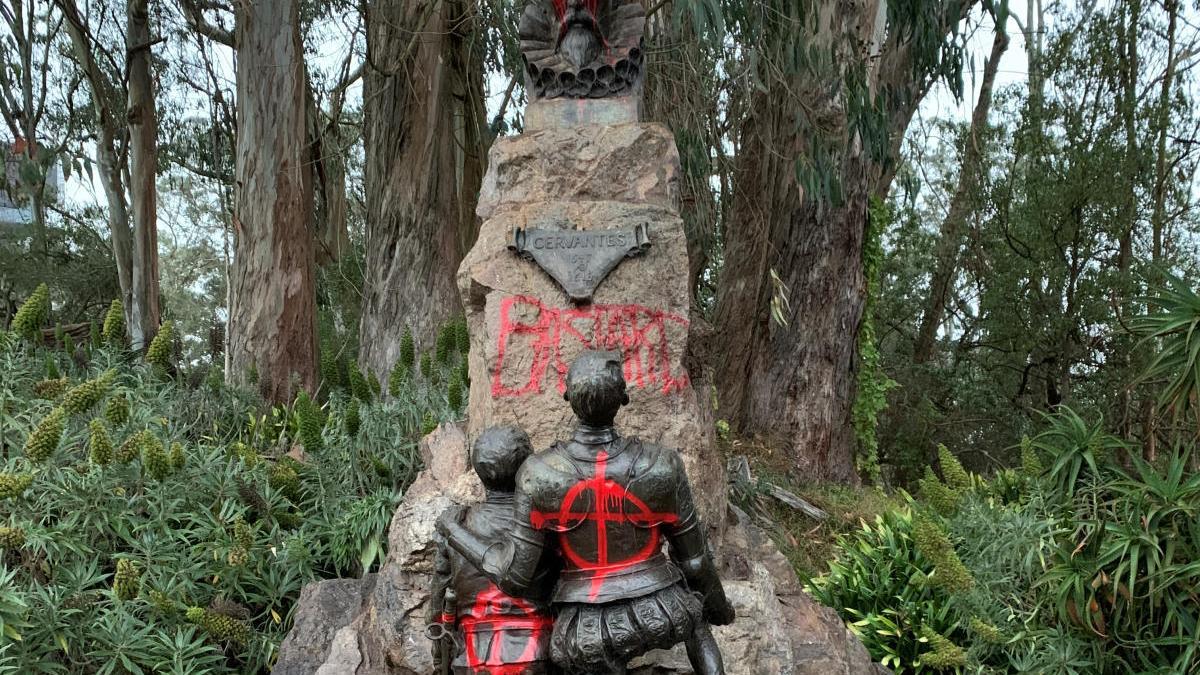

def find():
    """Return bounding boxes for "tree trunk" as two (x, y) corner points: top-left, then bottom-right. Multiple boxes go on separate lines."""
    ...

(1150, 0), (1178, 265)
(713, 0), (977, 483)
(358, 0), (485, 379)
(714, 100), (870, 483)
(55, 0), (135, 326)
(643, 2), (720, 302)
(228, 0), (318, 404)
(912, 28), (1009, 364)
(126, 0), (160, 350)
(307, 75), (351, 266)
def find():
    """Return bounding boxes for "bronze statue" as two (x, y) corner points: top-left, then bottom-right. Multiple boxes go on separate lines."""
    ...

(429, 426), (561, 674)
(438, 351), (733, 674)
(519, 0), (645, 99)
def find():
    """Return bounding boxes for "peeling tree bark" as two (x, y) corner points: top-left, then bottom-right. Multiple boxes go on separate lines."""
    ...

(713, 0), (978, 483)
(126, 0), (160, 350)
(358, 0), (486, 379)
(228, 0), (318, 404)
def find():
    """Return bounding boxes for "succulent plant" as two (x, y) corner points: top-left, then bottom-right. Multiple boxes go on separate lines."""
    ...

(0, 526), (26, 549)
(88, 419), (114, 466)
(186, 606), (252, 645)
(0, 473), (33, 500)
(104, 394), (130, 426)
(146, 320), (175, 370)
(294, 391), (324, 453)
(62, 369), (115, 414)
(142, 433), (171, 480)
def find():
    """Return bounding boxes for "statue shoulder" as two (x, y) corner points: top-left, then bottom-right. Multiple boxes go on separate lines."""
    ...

(625, 437), (685, 481)
(515, 445), (578, 493)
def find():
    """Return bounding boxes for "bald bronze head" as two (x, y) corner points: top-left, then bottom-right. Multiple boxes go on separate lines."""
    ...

(564, 351), (629, 426)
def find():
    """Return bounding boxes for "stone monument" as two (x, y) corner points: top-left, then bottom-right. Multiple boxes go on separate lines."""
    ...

(273, 1), (887, 672)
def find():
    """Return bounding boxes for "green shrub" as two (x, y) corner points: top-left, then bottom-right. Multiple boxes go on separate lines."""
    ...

(0, 328), (444, 673)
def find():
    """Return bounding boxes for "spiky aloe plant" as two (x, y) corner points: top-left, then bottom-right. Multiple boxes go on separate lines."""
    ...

(88, 419), (115, 466)
(912, 512), (973, 593)
(344, 397), (361, 436)
(142, 434), (171, 480)
(348, 360), (372, 402)
(294, 391), (324, 453)
(399, 329), (415, 370)
(186, 607), (252, 645)
(113, 559), (141, 601)
(0, 473), (33, 499)
(104, 394), (130, 426)
(62, 369), (116, 414)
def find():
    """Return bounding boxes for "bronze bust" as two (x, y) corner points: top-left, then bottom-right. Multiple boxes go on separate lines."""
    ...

(437, 351), (733, 674)
(519, 0), (646, 99)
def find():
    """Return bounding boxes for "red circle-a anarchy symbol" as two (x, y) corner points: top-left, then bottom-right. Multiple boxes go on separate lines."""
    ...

(530, 451), (678, 601)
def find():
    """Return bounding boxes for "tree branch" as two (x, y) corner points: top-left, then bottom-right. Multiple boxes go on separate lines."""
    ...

(180, 0), (235, 47)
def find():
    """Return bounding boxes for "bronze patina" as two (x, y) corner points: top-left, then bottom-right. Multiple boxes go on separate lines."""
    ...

(438, 351), (733, 674)
(508, 223), (650, 303)
(519, 0), (645, 100)
(429, 427), (561, 674)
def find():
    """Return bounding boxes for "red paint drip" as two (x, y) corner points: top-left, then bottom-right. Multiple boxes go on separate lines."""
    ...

(491, 296), (690, 399)
(460, 583), (553, 674)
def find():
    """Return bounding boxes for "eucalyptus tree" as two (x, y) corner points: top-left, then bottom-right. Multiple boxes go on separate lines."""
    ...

(711, 0), (982, 482)
(356, 0), (487, 381)
(0, 0), (78, 254)
(183, 0), (319, 404)
(54, 0), (161, 350)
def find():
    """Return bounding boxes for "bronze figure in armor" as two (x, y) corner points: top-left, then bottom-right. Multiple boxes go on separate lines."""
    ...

(438, 351), (733, 674)
(429, 426), (561, 674)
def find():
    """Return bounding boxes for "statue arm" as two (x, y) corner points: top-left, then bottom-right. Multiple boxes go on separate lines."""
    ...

(664, 453), (735, 626)
(427, 536), (454, 626)
(439, 466), (549, 598)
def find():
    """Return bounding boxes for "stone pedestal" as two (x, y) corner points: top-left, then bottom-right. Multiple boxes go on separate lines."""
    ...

(459, 121), (725, 524)
(275, 119), (886, 675)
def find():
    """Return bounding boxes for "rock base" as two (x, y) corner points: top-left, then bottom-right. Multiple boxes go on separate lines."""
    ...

(276, 425), (885, 675)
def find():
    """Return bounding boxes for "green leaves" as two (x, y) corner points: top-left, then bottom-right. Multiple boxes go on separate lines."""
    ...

(1134, 274), (1200, 431)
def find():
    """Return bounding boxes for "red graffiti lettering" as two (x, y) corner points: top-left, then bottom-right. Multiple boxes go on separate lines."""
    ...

(491, 295), (690, 399)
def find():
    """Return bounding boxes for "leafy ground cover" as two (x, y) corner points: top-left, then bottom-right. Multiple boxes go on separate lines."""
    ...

(0, 296), (466, 673)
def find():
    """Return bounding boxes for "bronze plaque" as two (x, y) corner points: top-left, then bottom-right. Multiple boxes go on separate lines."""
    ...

(508, 224), (650, 303)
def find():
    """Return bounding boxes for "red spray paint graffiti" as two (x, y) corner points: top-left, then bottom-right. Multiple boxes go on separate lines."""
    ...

(491, 295), (690, 398)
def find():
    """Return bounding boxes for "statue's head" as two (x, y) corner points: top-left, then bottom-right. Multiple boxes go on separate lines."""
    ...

(471, 426), (534, 492)
(519, 0), (645, 99)
(564, 350), (628, 426)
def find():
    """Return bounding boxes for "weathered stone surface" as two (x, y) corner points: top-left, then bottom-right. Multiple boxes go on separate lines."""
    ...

(524, 94), (642, 132)
(274, 576), (378, 675)
(629, 506), (884, 675)
(461, 122), (724, 526)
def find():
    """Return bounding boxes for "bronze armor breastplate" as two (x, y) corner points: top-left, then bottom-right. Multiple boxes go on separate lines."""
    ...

(529, 438), (682, 603)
